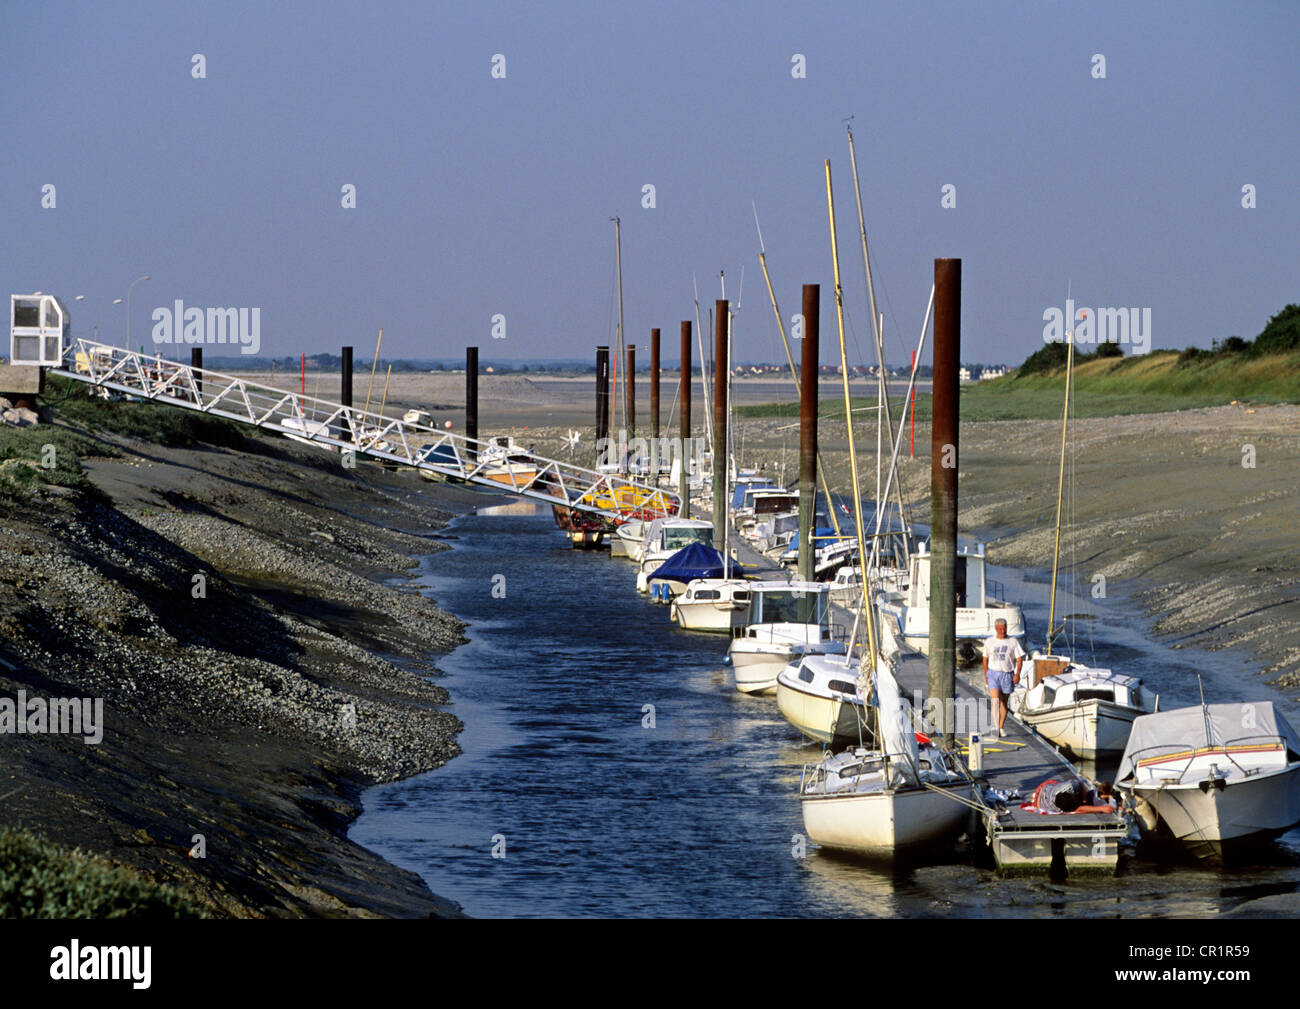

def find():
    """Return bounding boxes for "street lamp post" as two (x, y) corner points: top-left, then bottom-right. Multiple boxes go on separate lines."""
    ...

(126, 275), (150, 351)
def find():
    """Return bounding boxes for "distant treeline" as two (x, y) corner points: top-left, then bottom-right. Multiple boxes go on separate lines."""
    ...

(1017, 303), (1300, 376)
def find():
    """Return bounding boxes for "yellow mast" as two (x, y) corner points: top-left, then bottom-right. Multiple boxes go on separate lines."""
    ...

(1046, 329), (1074, 654)
(378, 363), (393, 417)
(363, 327), (383, 417)
(825, 160), (878, 675)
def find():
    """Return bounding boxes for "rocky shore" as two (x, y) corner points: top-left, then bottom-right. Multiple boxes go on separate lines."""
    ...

(0, 416), (479, 917)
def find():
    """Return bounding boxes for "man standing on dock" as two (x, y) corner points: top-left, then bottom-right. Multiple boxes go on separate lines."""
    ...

(982, 619), (1025, 737)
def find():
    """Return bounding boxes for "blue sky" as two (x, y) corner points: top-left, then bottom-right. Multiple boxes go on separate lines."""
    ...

(2, 1), (1295, 365)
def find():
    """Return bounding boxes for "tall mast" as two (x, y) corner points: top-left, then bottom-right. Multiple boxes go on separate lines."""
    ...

(613, 216), (626, 440)
(847, 124), (910, 562)
(753, 202), (843, 539)
(693, 274), (713, 451)
(1046, 319), (1074, 655)
(826, 160), (879, 688)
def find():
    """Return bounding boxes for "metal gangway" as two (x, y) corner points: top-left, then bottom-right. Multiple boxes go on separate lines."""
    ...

(49, 339), (680, 521)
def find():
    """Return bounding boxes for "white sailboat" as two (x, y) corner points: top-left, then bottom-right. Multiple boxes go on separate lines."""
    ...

(1008, 317), (1154, 757)
(798, 657), (974, 854)
(1118, 700), (1300, 860)
(796, 158), (974, 857)
(727, 581), (845, 694)
(776, 652), (868, 748)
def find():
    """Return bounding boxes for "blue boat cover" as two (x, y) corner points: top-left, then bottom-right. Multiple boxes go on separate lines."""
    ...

(649, 542), (742, 582)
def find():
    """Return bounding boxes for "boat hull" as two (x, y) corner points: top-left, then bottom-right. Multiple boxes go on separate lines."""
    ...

(776, 680), (863, 747)
(729, 645), (792, 694)
(800, 781), (974, 854)
(1130, 763), (1300, 860)
(1017, 699), (1140, 759)
(672, 601), (745, 633)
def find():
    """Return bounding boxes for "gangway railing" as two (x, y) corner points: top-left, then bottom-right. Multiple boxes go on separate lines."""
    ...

(50, 340), (680, 521)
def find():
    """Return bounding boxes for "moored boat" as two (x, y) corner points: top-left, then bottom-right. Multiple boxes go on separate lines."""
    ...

(1118, 701), (1300, 860)
(728, 581), (845, 694)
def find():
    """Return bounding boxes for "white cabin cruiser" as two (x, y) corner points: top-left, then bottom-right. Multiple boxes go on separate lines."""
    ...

(776, 653), (868, 748)
(875, 542), (1023, 663)
(727, 581), (845, 695)
(799, 660), (974, 854)
(1011, 654), (1157, 759)
(1118, 702), (1300, 861)
(635, 518), (714, 591)
(671, 579), (752, 633)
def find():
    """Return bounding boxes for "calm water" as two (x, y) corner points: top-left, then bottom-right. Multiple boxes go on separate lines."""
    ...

(351, 501), (1300, 918)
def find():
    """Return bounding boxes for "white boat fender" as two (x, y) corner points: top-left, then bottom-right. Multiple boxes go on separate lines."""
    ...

(1131, 793), (1159, 832)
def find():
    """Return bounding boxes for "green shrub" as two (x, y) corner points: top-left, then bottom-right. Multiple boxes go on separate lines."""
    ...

(1094, 342), (1124, 358)
(1252, 304), (1300, 356)
(0, 827), (205, 918)
(0, 426), (116, 500)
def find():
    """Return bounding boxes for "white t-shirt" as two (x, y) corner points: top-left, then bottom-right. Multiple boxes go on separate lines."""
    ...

(984, 635), (1026, 673)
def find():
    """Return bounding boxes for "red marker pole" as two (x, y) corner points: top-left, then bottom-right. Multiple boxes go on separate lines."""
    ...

(300, 352), (306, 411)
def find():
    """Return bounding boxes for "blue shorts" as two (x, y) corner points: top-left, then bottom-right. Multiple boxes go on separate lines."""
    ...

(987, 670), (1014, 694)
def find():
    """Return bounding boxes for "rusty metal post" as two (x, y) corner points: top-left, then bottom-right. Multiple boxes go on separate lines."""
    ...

(712, 300), (728, 544)
(190, 348), (202, 399)
(799, 285), (819, 582)
(466, 346), (479, 446)
(929, 258), (961, 749)
(679, 322), (691, 519)
(627, 343), (636, 443)
(341, 346), (353, 408)
(649, 328), (660, 484)
(595, 345), (610, 454)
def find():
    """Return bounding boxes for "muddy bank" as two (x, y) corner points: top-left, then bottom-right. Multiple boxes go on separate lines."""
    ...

(0, 422), (482, 917)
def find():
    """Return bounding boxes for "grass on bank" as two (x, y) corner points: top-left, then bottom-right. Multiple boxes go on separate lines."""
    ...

(734, 350), (1300, 422)
(42, 374), (256, 450)
(0, 374), (263, 499)
(0, 826), (206, 918)
(0, 425), (117, 500)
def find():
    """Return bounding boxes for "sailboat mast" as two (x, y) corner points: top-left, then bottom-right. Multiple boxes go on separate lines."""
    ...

(826, 160), (879, 679)
(754, 232), (844, 540)
(614, 216), (626, 441)
(693, 275), (713, 452)
(1046, 325), (1074, 654)
(847, 125), (911, 563)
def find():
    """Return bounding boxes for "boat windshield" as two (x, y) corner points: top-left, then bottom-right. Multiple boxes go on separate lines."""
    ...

(663, 527), (713, 550)
(754, 589), (828, 627)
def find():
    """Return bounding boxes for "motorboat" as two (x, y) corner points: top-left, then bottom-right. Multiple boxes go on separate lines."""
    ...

(644, 542), (739, 602)
(1118, 701), (1300, 860)
(1011, 654), (1157, 759)
(776, 653), (870, 748)
(635, 518), (714, 591)
(671, 578), (752, 633)
(875, 541), (1024, 663)
(727, 581), (845, 695)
